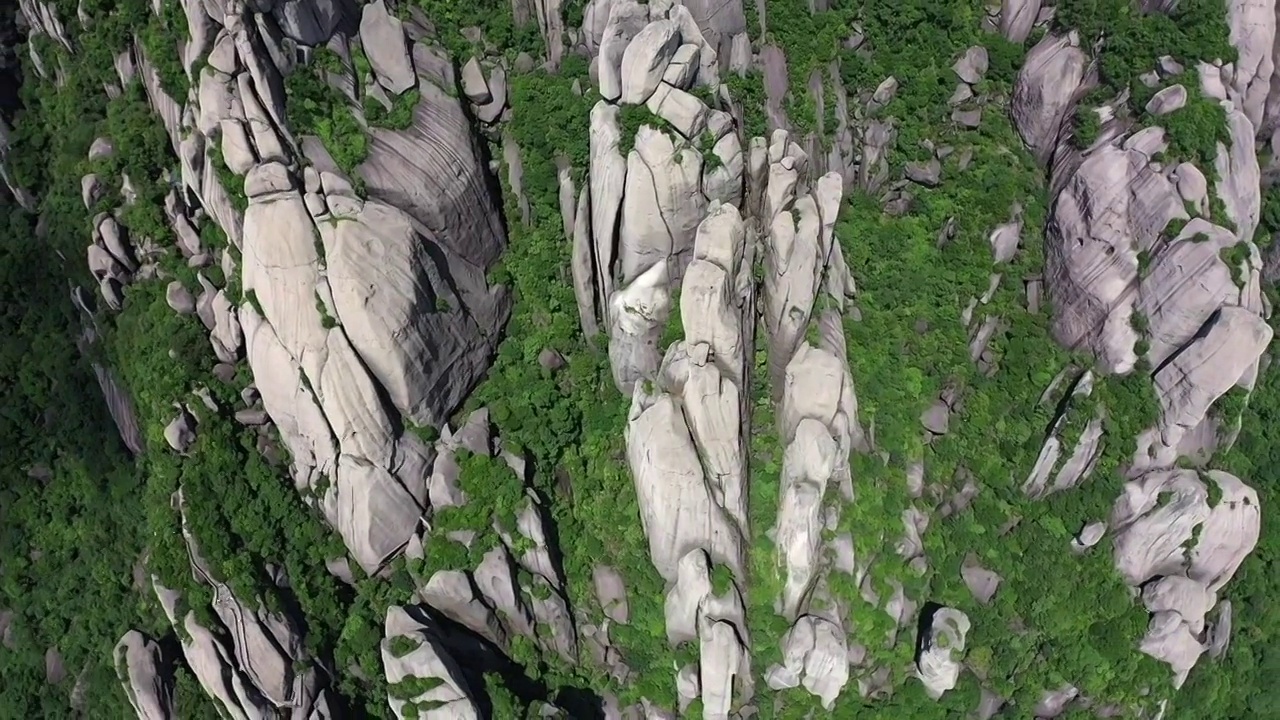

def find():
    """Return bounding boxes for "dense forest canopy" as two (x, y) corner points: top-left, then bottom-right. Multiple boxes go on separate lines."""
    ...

(0, 0), (1277, 718)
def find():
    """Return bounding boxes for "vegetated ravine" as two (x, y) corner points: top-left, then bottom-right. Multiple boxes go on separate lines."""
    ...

(1, 0), (1278, 718)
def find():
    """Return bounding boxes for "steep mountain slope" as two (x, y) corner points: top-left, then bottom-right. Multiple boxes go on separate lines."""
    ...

(2, 0), (1279, 718)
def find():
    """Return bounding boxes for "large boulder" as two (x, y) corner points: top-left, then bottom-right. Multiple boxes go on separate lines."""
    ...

(916, 607), (970, 700)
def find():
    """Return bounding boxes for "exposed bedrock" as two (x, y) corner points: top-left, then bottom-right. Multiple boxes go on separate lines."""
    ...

(113, 631), (175, 720)
(1012, 7), (1272, 688)
(916, 607), (971, 700)
(757, 129), (864, 710)
(382, 606), (482, 720)
(1111, 468), (1260, 686)
(624, 198), (754, 715)
(580, 3), (745, 394)
(240, 165), (432, 575)
(141, 0), (516, 577)
(147, 491), (334, 720)
(599, 113), (758, 714)
(406, 409), (579, 666)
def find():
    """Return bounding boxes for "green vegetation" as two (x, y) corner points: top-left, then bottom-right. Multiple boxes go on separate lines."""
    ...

(1148, 74), (1231, 169)
(1073, 105), (1103, 147)
(0, 9), (207, 718)
(208, 142), (247, 212)
(285, 43), (425, 179)
(1220, 242), (1252, 288)
(724, 70), (769, 140)
(0, 1), (431, 714)
(459, 55), (686, 708)
(617, 104), (670, 154)
(389, 675), (444, 700)
(284, 49), (370, 175)
(412, 450), (531, 577)
(1161, 90), (1230, 167)
(698, 127), (724, 170)
(757, 0), (849, 136)
(139, 0), (192, 99)
(1137, 248), (1153, 275)
(403, 0), (543, 59)
(366, 88), (422, 130)
(1056, 0), (1235, 95)
(1060, 3), (1234, 166)
(720, 2), (1201, 715)
(316, 292), (338, 328)
(5, 0), (1280, 718)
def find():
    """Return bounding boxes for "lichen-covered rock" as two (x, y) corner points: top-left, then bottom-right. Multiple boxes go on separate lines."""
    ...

(593, 565), (631, 624)
(609, 261), (671, 392)
(1153, 307), (1272, 454)
(241, 303), (426, 574)
(1226, 0), (1276, 129)
(359, 68), (510, 277)
(598, 0), (650, 102)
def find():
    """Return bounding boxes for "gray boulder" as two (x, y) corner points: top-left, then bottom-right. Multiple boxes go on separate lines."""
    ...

(360, 0), (416, 95)
(113, 631), (174, 720)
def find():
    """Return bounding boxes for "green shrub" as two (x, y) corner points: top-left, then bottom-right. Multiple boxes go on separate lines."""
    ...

(285, 50), (370, 175)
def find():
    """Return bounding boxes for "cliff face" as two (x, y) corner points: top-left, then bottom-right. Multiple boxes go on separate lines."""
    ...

(3, 0), (1279, 718)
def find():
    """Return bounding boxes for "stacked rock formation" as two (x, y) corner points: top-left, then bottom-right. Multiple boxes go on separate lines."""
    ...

(145, 490), (333, 718)
(626, 202), (754, 717)
(1007, 4), (1269, 690)
(572, 0), (745, 390)
(126, 0), (517, 576)
(755, 132), (862, 708)
(407, 409), (579, 670)
(12, 0), (1280, 715)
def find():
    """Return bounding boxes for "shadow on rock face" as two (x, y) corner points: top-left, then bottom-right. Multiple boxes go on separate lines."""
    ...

(913, 600), (945, 665)
(403, 604), (606, 719)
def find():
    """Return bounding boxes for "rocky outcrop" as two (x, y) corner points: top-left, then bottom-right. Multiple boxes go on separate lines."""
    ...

(1012, 32), (1088, 164)
(916, 607), (970, 700)
(409, 409), (579, 665)
(136, 0), (514, 578)
(24, 0), (1280, 714)
(624, 203), (755, 716)
(93, 363), (145, 456)
(597, 42), (760, 703)
(1012, 9), (1271, 691)
(578, 3), (740, 393)
(1111, 469), (1260, 686)
(1023, 369), (1104, 498)
(758, 133), (862, 710)
(627, 204), (750, 581)
(999, 0), (1044, 44)
(146, 491), (334, 719)
(113, 631), (175, 720)
(382, 606), (481, 720)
